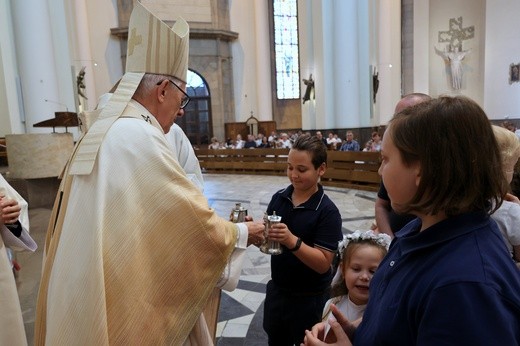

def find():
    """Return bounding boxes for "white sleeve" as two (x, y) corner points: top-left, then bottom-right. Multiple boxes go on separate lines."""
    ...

(164, 124), (205, 192)
(1, 225), (37, 252)
(505, 203), (520, 246)
(216, 223), (248, 291)
(0, 177), (36, 252)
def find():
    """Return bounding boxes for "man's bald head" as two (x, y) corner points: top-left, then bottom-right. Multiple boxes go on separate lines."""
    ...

(394, 93), (431, 114)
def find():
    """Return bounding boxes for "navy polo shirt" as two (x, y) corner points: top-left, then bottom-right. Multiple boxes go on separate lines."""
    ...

(355, 211), (520, 345)
(267, 184), (343, 293)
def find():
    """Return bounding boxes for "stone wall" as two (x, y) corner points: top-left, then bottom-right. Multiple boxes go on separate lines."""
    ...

(112, 0), (237, 144)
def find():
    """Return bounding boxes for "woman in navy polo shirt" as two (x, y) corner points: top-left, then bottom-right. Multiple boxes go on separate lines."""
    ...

(303, 96), (520, 345)
(262, 134), (343, 345)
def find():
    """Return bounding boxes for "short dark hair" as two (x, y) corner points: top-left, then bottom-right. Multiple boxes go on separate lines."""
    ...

(133, 73), (183, 100)
(389, 96), (508, 216)
(292, 134), (327, 169)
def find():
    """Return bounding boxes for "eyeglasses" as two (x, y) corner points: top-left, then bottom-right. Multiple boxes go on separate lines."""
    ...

(157, 79), (191, 109)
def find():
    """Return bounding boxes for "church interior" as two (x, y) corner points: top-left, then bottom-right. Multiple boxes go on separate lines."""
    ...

(1, 0), (520, 344)
(1, 0), (519, 145)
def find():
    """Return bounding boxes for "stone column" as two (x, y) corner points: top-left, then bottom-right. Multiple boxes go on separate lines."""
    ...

(332, 0), (366, 129)
(10, 1), (65, 132)
(72, 0), (97, 111)
(253, 0), (272, 122)
(375, 0), (402, 125)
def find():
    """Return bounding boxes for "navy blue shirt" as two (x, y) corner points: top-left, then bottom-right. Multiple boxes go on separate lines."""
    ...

(244, 140), (257, 148)
(267, 184), (343, 293)
(355, 211), (520, 345)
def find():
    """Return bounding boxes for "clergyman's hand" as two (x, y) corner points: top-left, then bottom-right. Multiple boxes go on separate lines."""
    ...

(245, 221), (265, 247)
(0, 195), (21, 225)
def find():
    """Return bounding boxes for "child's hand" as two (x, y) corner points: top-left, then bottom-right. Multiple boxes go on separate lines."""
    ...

(301, 321), (327, 344)
(329, 304), (360, 341)
(0, 195), (21, 225)
(268, 222), (294, 247)
(302, 320), (352, 346)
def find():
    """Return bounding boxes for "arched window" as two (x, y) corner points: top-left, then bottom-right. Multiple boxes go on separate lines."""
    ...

(176, 69), (212, 146)
(273, 0), (300, 99)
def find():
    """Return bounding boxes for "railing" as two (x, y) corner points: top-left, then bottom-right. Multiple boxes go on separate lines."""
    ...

(195, 148), (381, 192)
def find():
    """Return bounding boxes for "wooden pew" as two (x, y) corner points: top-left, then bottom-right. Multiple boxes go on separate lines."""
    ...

(196, 148), (289, 175)
(195, 148), (382, 192)
(322, 151), (381, 191)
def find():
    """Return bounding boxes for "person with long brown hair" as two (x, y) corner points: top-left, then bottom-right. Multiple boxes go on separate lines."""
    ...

(303, 96), (520, 345)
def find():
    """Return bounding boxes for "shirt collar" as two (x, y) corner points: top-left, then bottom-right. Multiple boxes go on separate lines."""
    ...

(397, 211), (490, 256)
(278, 184), (326, 210)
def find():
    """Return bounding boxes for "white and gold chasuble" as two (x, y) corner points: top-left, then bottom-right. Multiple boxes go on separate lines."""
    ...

(35, 103), (237, 345)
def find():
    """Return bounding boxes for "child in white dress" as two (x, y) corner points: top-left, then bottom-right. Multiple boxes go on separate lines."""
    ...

(321, 230), (391, 341)
(490, 125), (520, 265)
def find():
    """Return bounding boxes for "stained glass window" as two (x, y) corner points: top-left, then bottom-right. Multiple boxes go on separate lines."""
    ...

(273, 0), (300, 99)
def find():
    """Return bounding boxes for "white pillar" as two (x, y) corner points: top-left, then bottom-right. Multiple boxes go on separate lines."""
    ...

(298, 0), (317, 130)
(230, 1), (256, 122)
(318, 0), (335, 129)
(376, 0), (402, 124)
(332, 0), (363, 129)
(11, 0), (64, 133)
(72, 0), (97, 111)
(0, 0), (24, 134)
(413, 1), (430, 95)
(300, 0), (374, 130)
(253, 0), (273, 122)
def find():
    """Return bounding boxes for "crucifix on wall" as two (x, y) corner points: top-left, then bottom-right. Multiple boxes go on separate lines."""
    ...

(436, 17), (474, 90)
(438, 16), (474, 52)
(76, 66), (88, 106)
(302, 74), (314, 104)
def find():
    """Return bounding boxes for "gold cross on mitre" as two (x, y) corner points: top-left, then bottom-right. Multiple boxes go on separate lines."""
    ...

(127, 28), (143, 56)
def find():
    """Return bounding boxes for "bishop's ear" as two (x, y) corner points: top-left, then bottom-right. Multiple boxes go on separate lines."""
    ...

(156, 80), (168, 101)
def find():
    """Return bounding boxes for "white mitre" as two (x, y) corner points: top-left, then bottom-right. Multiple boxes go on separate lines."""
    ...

(70, 1), (189, 175)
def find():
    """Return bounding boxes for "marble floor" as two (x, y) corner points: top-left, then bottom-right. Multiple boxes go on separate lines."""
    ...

(13, 173), (377, 345)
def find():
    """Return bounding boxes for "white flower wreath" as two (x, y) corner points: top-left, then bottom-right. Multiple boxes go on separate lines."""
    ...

(337, 230), (392, 260)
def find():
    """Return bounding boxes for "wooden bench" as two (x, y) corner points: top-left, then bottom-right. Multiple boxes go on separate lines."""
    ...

(0, 138), (7, 166)
(196, 148), (289, 175)
(195, 148), (382, 192)
(321, 151), (381, 192)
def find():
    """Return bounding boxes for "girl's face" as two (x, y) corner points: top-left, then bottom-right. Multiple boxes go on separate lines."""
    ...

(343, 245), (384, 305)
(378, 126), (421, 214)
(287, 149), (325, 192)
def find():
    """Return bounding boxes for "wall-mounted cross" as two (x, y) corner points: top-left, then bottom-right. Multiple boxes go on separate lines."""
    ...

(438, 16), (474, 51)
(302, 74), (314, 104)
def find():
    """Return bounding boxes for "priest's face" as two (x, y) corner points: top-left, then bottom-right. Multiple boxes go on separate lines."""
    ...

(158, 79), (188, 133)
